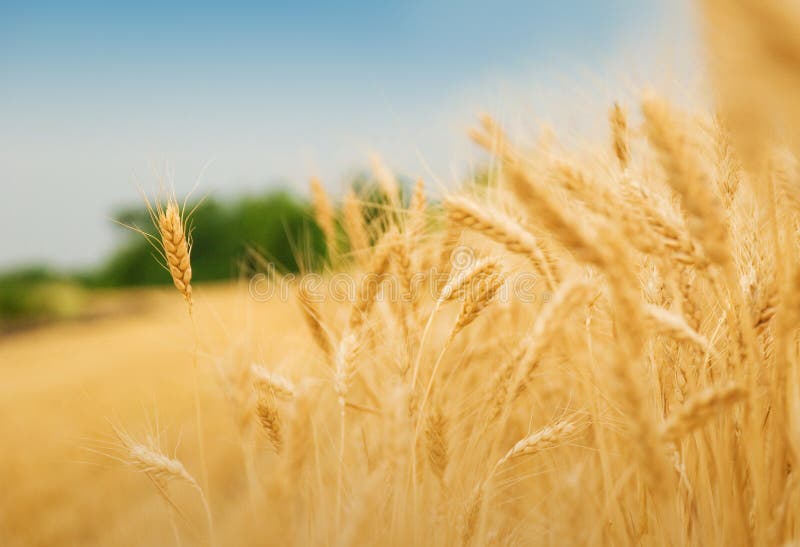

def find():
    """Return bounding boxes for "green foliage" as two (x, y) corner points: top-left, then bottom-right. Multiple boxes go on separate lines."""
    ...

(0, 266), (87, 326)
(93, 190), (326, 287)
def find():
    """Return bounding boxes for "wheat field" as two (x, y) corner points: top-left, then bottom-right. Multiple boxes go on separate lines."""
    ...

(7, 1), (800, 545)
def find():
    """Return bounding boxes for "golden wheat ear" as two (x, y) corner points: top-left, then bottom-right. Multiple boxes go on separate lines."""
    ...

(256, 395), (283, 453)
(660, 383), (746, 443)
(110, 424), (214, 541)
(112, 424), (199, 489)
(342, 189), (370, 268)
(310, 176), (337, 262)
(496, 418), (579, 466)
(444, 195), (558, 289)
(610, 102), (630, 169)
(155, 198), (194, 306)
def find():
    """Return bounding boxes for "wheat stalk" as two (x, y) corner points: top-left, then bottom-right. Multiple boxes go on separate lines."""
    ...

(444, 195), (557, 289)
(643, 303), (711, 352)
(502, 276), (596, 407)
(425, 404), (449, 487)
(333, 329), (359, 529)
(610, 102), (631, 169)
(451, 271), (506, 335)
(474, 117), (670, 492)
(407, 177), (427, 242)
(410, 255), (501, 390)
(463, 418), (579, 544)
(416, 269), (506, 439)
(113, 425), (214, 543)
(642, 95), (732, 269)
(297, 281), (334, 365)
(310, 176), (337, 259)
(114, 426), (199, 488)
(343, 189), (370, 268)
(661, 383), (746, 443)
(438, 255), (500, 302)
(348, 228), (394, 331)
(371, 154), (400, 208)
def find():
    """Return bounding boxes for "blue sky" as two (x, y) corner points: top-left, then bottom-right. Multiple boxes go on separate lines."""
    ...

(0, 0), (697, 268)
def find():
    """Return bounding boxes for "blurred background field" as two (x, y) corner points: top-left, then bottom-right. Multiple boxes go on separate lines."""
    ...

(0, 283), (302, 546)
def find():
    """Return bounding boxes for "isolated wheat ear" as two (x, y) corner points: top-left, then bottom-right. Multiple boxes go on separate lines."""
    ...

(112, 424), (215, 542)
(157, 199), (193, 305)
(113, 425), (199, 489)
(497, 419), (578, 466)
